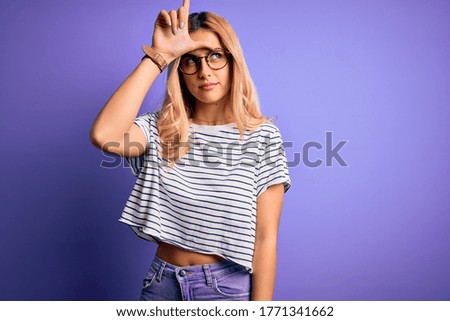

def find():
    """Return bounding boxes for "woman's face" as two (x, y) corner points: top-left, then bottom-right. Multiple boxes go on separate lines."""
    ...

(181, 29), (231, 107)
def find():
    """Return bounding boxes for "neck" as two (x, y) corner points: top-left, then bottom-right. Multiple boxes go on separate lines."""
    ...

(191, 97), (235, 125)
(191, 116), (234, 125)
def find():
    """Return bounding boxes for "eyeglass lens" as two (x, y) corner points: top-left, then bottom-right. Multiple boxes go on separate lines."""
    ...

(180, 51), (228, 74)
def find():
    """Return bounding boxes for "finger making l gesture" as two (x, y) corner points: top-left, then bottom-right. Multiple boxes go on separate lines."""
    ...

(151, 0), (208, 63)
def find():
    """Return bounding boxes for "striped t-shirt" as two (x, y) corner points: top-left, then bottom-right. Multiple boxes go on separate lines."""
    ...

(119, 110), (291, 272)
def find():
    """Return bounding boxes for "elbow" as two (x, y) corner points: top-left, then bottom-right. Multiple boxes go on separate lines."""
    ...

(89, 127), (122, 156)
(89, 127), (111, 150)
(255, 234), (278, 245)
(89, 127), (103, 149)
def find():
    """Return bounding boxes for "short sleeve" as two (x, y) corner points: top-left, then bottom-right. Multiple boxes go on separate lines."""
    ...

(124, 112), (154, 177)
(256, 125), (291, 197)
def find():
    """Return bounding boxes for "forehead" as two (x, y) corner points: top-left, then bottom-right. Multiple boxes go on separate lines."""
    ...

(188, 29), (224, 55)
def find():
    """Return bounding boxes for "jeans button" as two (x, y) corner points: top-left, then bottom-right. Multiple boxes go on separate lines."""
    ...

(179, 270), (186, 277)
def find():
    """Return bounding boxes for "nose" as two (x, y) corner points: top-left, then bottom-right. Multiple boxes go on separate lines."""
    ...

(197, 57), (212, 78)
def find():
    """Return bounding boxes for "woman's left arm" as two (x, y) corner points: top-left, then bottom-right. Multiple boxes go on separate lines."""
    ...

(251, 183), (285, 301)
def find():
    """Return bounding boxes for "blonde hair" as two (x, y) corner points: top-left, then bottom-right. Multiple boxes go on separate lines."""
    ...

(157, 12), (271, 168)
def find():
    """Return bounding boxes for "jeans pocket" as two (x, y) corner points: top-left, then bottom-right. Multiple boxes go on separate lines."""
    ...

(212, 268), (251, 298)
(142, 268), (157, 290)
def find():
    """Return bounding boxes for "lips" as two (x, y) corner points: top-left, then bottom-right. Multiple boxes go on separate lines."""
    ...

(199, 82), (218, 90)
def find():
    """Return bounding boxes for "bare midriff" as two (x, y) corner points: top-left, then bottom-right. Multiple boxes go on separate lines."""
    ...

(156, 242), (225, 266)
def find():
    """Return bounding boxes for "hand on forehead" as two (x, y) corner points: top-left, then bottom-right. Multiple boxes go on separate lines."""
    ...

(188, 29), (223, 53)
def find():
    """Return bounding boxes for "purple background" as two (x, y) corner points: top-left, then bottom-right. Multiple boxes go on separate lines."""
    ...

(1, 0), (449, 300)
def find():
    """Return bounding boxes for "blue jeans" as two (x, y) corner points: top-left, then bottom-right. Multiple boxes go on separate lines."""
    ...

(140, 255), (252, 301)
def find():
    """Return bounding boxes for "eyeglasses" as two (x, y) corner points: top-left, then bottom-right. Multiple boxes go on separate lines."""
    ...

(179, 49), (230, 75)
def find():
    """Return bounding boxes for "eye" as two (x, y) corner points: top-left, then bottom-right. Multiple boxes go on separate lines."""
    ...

(209, 52), (223, 61)
(182, 55), (198, 66)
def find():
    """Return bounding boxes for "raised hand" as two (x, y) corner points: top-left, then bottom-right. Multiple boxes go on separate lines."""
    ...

(151, 0), (206, 63)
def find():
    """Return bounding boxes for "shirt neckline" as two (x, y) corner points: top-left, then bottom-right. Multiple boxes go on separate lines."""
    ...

(189, 121), (237, 130)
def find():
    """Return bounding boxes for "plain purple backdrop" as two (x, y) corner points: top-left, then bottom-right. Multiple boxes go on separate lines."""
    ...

(1, 0), (449, 300)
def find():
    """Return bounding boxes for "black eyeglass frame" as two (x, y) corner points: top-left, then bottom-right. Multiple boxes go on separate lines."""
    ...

(178, 49), (231, 75)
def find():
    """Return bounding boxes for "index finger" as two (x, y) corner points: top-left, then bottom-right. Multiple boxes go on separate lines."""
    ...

(183, 0), (190, 14)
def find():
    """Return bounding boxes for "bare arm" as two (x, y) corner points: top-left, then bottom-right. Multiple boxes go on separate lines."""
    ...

(89, 58), (163, 157)
(90, 0), (207, 157)
(252, 183), (285, 301)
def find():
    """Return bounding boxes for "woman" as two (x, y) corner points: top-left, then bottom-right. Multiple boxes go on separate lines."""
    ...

(90, 0), (291, 301)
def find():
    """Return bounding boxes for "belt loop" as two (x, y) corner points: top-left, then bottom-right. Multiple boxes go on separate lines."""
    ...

(156, 261), (166, 282)
(202, 264), (213, 286)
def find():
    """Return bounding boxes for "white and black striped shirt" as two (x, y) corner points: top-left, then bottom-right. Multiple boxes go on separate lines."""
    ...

(119, 110), (291, 272)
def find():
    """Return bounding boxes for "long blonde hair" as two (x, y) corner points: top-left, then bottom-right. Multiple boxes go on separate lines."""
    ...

(157, 12), (271, 168)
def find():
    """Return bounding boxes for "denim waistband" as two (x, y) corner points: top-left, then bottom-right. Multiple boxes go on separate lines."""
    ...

(151, 254), (247, 282)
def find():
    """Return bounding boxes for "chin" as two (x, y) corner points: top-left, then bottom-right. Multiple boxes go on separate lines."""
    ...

(195, 94), (228, 105)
